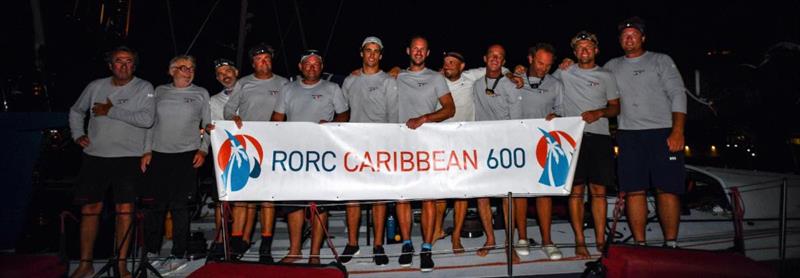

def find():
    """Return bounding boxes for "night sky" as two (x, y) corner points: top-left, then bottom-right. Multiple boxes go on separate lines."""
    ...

(6, 0), (797, 106)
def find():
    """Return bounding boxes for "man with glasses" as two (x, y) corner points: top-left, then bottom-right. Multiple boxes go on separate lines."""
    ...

(272, 50), (349, 264)
(140, 55), (210, 274)
(395, 36), (455, 272)
(555, 31), (620, 259)
(69, 46), (155, 278)
(338, 36), (397, 266)
(604, 17), (687, 248)
(222, 43), (288, 263)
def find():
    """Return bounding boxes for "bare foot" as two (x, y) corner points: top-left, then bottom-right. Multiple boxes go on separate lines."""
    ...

(575, 243), (590, 259)
(279, 253), (303, 264)
(452, 240), (465, 255)
(476, 241), (495, 257)
(308, 257), (320, 265)
(512, 250), (521, 264)
(596, 242), (606, 253)
(69, 261), (94, 278)
(118, 259), (131, 278)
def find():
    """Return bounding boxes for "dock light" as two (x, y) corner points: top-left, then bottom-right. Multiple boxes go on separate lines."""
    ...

(684, 145), (692, 156)
(734, 144), (738, 148)
(614, 146), (619, 156)
(746, 148), (751, 152)
(726, 144), (730, 148)
(710, 145), (719, 157)
(751, 153), (756, 157)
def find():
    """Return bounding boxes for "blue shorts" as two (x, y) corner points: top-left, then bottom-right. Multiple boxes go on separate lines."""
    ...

(617, 129), (686, 194)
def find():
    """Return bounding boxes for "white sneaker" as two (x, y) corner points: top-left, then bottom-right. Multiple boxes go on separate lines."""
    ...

(157, 256), (188, 275)
(515, 239), (530, 256)
(541, 244), (563, 260)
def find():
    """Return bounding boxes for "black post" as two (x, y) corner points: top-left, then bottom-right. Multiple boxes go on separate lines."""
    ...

(235, 0), (248, 68)
(507, 192), (513, 277)
(221, 201), (230, 261)
(365, 205), (371, 246)
(779, 178), (788, 273)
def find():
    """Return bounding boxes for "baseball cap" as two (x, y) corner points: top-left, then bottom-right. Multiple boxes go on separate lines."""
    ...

(571, 31), (599, 48)
(213, 58), (236, 69)
(248, 43), (275, 58)
(300, 49), (323, 63)
(361, 36), (383, 50)
(618, 16), (646, 35)
(443, 51), (465, 62)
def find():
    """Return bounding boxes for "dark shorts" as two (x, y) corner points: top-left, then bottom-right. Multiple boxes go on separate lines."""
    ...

(573, 133), (615, 187)
(617, 129), (686, 194)
(74, 154), (141, 205)
(141, 151), (198, 204)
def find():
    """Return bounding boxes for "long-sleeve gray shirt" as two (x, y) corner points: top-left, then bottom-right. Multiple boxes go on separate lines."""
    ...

(223, 74), (288, 121)
(604, 51), (687, 130)
(342, 71), (399, 123)
(555, 64), (620, 135)
(472, 76), (523, 121)
(145, 83), (211, 154)
(69, 76), (155, 157)
(520, 74), (563, 119)
(273, 79), (349, 123)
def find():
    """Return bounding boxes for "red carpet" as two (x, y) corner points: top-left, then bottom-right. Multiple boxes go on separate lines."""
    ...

(0, 254), (67, 278)
(188, 261), (347, 278)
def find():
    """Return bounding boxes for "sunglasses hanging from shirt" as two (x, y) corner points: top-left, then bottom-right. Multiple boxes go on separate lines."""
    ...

(484, 75), (502, 96)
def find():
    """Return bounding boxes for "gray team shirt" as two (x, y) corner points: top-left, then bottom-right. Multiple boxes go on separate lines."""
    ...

(604, 51), (687, 130)
(472, 76), (523, 121)
(520, 74), (562, 119)
(69, 77), (155, 157)
(556, 64), (620, 135)
(145, 84), (211, 154)
(274, 79), (349, 123)
(223, 74), (288, 121)
(342, 71), (399, 123)
(397, 68), (450, 122)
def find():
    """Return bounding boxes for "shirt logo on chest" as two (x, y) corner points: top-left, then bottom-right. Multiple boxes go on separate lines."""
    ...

(270, 90), (279, 96)
(587, 81), (600, 87)
(184, 98), (196, 103)
(117, 98), (129, 104)
(368, 86), (379, 92)
(417, 82), (427, 87)
(311, 94), (323, 100)
(633, 69), (645, 76)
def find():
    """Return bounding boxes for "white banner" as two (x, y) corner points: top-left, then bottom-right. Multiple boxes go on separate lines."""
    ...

(209, 117), (585, 201)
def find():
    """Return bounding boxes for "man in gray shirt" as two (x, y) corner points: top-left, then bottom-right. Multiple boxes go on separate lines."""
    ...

(605, 17), (687, 248)
(395, 36), (455, 272)
(339, 36), (397, 266)
(222, 44), (288, 262)
(140, 55), (210, 274)
(519, 43), (565, 261)
(272, 50), (349, 264)
(556, 31), (620, 259)
(471, 44), (526, 263)
(68, 46), (155, 278)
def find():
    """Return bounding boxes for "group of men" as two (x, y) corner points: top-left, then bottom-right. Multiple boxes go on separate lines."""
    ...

(68, 16), (687, 277)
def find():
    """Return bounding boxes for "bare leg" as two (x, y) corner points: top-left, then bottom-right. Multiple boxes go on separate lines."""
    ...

(476, 198), (495, 257)
(260, 202), (274, 237)
(280, 210), (304, 263)
(451, 200), (467, 254)
(309, 211), (328, 264)
(214, 203), (222, 242)
(569, 185), (590, 259)
(536, 197), (553, 245)
(115, 203), (133, 277)
(243, 203), (256, 243)
(70, 202), (102, 278)
(230, 202), (247, 237)
(396, 201), (412, 241)
(433, 200), (447, 244)
(421, 200), (435, 244)
(514, 197), (528, 241)
(625, 191), (648, 243)
(656, 190), (681, 241)
(345, 202), (360, 246)
(372, 203), (386, 246)
(589, 184), (607, 252)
